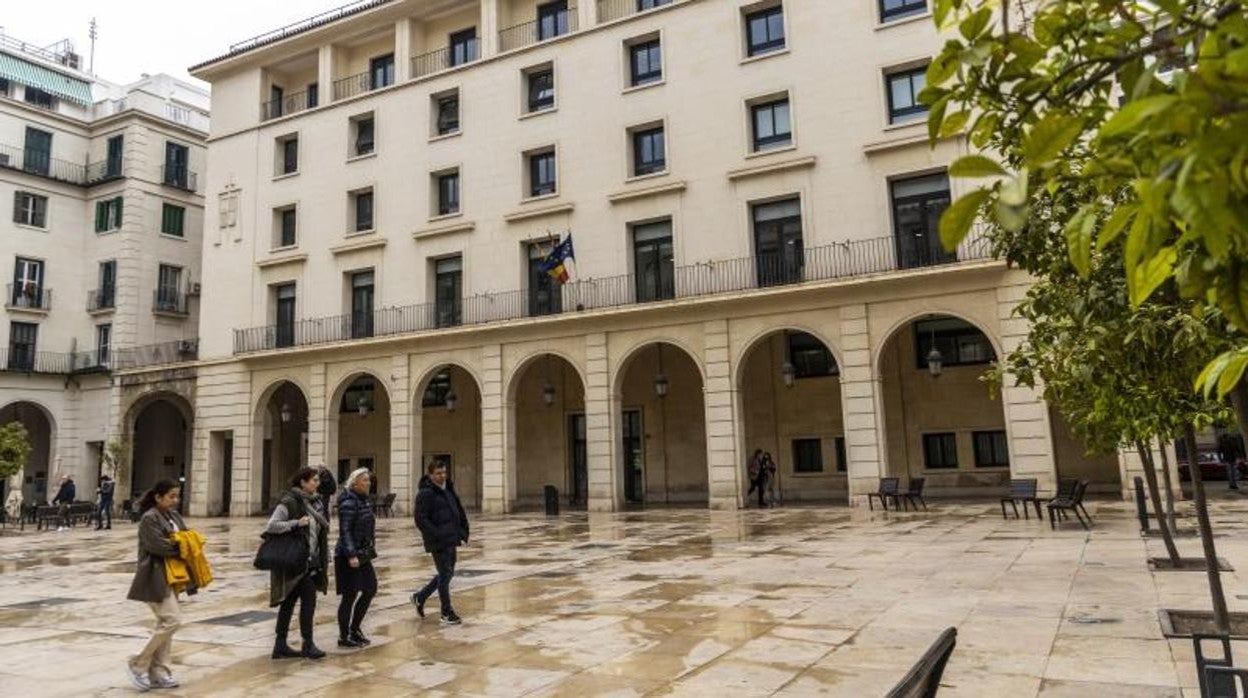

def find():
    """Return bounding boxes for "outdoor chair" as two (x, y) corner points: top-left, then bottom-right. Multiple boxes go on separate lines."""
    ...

(897, 477), (928, 511)
(1048, 480), (1091, 530)
(1193, 634), (1243, 698)
(378, 492), (396, 518)
(867, 477), (900, 511)
(886, 627), (957, 698)
(1001, 478), (1043, 520)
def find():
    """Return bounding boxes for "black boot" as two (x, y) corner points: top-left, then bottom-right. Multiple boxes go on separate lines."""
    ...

(349, 629), (371, 646)
(338, 634), (362, 648)
(272, 635), (300, 659)
(301, 637), (326, 660)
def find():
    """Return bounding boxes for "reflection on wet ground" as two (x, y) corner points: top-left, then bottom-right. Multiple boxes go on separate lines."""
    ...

(0, 497), (1239, 696)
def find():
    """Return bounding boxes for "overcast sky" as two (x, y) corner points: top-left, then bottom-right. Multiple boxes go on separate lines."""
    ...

(4, 0), (342, 89)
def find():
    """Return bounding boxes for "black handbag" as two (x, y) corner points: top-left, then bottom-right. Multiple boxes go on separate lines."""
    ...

(253, 530), (308, 573)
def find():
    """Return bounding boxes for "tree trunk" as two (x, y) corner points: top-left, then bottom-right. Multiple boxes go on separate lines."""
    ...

(1157, 437), (1178, 532)
(1137, 439), (1181, 563)
(1184, 423), (1231, 635)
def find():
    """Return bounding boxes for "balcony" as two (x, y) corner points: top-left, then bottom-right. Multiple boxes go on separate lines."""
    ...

(161, 164), (197, 192)
(6, 284), (51, 312)
(153, 289), (191, 316)
(0, 348), (106, 374)
(87, 288), (116, 313)
(261, 88), (316, 121)
(0, 144), (86, 185)
(597, 0), (673, 23)
(411, 39), (480, 79)
(85, 158), (124, 185)
(500, 5), (578, 53)
(112, 338), (199, 371)
(233, 230), (994, 354)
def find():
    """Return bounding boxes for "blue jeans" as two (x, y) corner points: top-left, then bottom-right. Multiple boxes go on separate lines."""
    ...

(417, 548), (457, 614)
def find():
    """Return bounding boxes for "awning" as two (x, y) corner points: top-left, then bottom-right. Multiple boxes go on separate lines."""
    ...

(0, 52), (92, 105)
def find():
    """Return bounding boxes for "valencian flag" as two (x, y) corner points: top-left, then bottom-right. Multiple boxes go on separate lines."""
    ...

(539, 234), (575, 284)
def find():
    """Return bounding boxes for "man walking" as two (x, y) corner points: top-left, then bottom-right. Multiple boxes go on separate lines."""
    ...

(96, 474), (115, 530)
(411, 460), (469, 625)
(52, 474), (76, 532)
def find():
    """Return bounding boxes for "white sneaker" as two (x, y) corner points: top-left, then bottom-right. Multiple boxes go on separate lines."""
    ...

(126, 663), (151, 692)
(152, 675), (179, 689)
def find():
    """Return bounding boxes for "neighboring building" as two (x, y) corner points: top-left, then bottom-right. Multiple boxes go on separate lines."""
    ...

(186, 0), (1119, 518)
(0, 30), (208, 507)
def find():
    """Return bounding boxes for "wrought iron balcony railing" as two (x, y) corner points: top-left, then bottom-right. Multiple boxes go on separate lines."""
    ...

(233, 231), (993, 354)
(261, 88), (317, 121)
(112, 338), (199, 371)
(161, 164), (197, 192)
(87, 288), (116, 312)
(0, 348), (106, 374)
(153, 289), (191, 315)
(6, 284), (51, 311)
(500, 6), (578, 53)
(412, 39), (480, 79)
(597, 0), (673, 23)
(85, 158), (124, 184)
(332, 69), (394, 102)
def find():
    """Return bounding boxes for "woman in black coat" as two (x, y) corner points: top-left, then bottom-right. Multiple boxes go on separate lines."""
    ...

(335, 468), (377, 648)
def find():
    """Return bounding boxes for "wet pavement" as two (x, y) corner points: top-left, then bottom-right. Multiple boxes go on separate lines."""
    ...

(1, 497), (1246, 697)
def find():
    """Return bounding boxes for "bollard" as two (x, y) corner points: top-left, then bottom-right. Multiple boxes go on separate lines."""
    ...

(544, 485), (559, 516)
(1134, 476), (1150, 533)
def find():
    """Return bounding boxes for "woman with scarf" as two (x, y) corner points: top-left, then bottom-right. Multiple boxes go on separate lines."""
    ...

(266, 466), (329, 660)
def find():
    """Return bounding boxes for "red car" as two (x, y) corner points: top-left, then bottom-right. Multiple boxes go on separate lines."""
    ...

(1178, 456), (1248, 482)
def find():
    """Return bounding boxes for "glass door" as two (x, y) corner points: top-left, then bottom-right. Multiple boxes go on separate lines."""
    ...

(568, 414), (588, 506)
(622, 409), (644, 503)
(891, 173), (954, 269)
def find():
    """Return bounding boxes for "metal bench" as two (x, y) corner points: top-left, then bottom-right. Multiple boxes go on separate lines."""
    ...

(897, 477), (928, 511)
(886, 627), (958, 698)
(867, 477), (901, 511)
(1001, 478), (1043, 520)
(1048, 479), (1091, 530)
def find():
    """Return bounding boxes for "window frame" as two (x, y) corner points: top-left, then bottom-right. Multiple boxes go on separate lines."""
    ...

(277, 206), (298, 248)
(435, 93), (460, 136)
(279, 135), (299, 175)
(95, 197), (124, 233)
(631, 219), (675, 303)
(879, 0), (928, 23)
(629, 38), (663, 87)
(631, 125), (667, 177)
(13, 191), (48, 228)
(449, 28), (479, 66)
(369, 53), (395, 90)
(436, 170), (461, 216)
(537, 0), (571, 42)
(922, 432), (959, 470)
(913, 317), (996, 370)
(528, 149), (558, 198)
(885, 65), (929, 124)
(973, 430), (1010, 468)
(792, 438), (824, 474)
(160, 203), (186, 237)
(750, 97), (793, 151)
(527, 68), (556, 113)
(433, 256), (463, 328)
(352, 189), (375, 233)
(787, 331), (838, 378)
(352, 113), (376, 157)
(744, 4), (786, 57)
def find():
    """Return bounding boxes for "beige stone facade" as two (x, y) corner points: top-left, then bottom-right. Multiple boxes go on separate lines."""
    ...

(186, 0), (1122, 517)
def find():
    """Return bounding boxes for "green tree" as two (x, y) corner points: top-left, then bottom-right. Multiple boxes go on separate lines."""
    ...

(0, 421), (32, 483)
(102, 435), (128, 483)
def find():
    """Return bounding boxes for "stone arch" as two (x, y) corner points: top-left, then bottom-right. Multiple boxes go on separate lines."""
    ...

(503, 349), (587, 406)
(732, 323), (844, 392)
(412, 362), (485, 510)
(252, 379), (311, 512)
(124, 391), (194, 504)
(327, 370), (393, 499)
(0, 400), (56, 504)
(611, 335), (707, 396)
(503, 352), (586, 510)
(871, 307), (1003, 378)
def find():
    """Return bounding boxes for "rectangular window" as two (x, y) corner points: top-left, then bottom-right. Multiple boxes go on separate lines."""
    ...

(639, 0), (673, 8)
(632, 126), (666, 176)
(793, 438), (823, 473)
(752, 198), (803, 286)
(529, 150), (557, 197)
(434, 256), (463, 328)
(270, 85), (285, 117)
(0, 77), (9, 96)
(24, 86), (55, 109)
(97, 261), (116, 309)
(973, 430), (1010, 468)
(880, 0), (928, 22)
(369, 54), (395, 90)
(449, 28), (478, 66)
(745, 5), (786, 57)
(12, 192), (47, 228)
(423, 370), (453, 408)
(280, 136), (298, 174)
(923, 432), (959, 469)
(788, 331), (838, 378)
(164, 142), (190, 189)
(437, 172), (460, 216)
(537, 0), (571, 41)
(23, 127), (52, 176)
(886, 66), (928, 124)
(161, 203), (185, 237)
(528, 242), (563, 316)
(156, 264), (183, 312)
(835, 436), (847, 472)
(275, 283), (296, 348)
(12, 257), (44, 308)
(96, 324), (111, 365)
(914, 317), (996, 369)
(279, 207), (297, 247)
(633, 220), (674, 302)
(435, 94), (460, 135)
(350, 270), (375, 339)
(8, 322), (37, 371)
(95, 197), (124, 232)
(307, 82), (319, 108)
(629, 39), (663, 86)
(892, 172), (954, 269)
(751, 97), (792, 151)
(354, 190), (374, 232)
(527, 69), (555, 112)
(105, 135), (124, 178)
(354, 116), (375, 156)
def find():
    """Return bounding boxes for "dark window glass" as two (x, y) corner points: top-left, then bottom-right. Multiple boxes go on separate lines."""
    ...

(914, 317), (996, 369)
(106, 135), (124, 177)
(12, 192), (47, 228)
(835, 436), (847, 472)
(307, 82), (319, 108)
(96, 324), (111, 365)
(275, 283), (296, 348)
(340, 378), (375, 413)
(639, 0), (672, 9)
(973, 430), (1010, 468)
(350, 271), (374, 338)
(24, 87), (55, 109)
(95, 197), (123, 232)
(161, 204), (185, 237)
(751, 98), (792, 150)
(157, 264), (181, 304)
(793, 438), (823, 473)
(282, 137), (298, 174)
(12, 257), (43, 308)
(434, 257), (462, 327)
(529, 151), (557, 197)
(8, 322), (37, 371)
(280, 208), (297, 247)
(630, 40), (663, 86)
(23, 127), (51, 176)
(537, 0), (570, 41)
(788, 331), (837, 378)
(98, 261), (116, 308)
(164, 142), (189, 188)
(528, 243), (563, 316)
(752, 198), (803, 286)
(0, 78), (10, 96)
(528, 69), (555, 112)
(270, 85), (284, 117)
(449, 28), (478, 66)
(355, 117), (375, 156)
(436, 95), (460, 134)
(632, 127), (666, 176)
(745, 5), (786, 56)
(437, 172), (460, 216)
(423, 370), (453, 407)
(880, 0), (927, 22)
(369, 54), (395, 89)
(886, 67), (928, 123)
(923, 432), (959, 469)
(633, 220), (674, 302)
(355, 191), (374, 232)
(891, 172), (954, 268)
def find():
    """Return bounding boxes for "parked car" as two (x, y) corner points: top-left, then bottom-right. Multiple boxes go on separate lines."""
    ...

(1178, 456), (1248, 482)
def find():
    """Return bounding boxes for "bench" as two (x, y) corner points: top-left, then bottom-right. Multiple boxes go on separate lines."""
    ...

(1001, 478), (1043, 520)
(1048, 479), (1091, 530)
(867, 477), (901, 511)
(886, 627), (958, 698)
(896, 477), (928, 511)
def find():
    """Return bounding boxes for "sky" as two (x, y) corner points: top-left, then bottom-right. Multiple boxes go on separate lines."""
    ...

(4, 0), (345, 89)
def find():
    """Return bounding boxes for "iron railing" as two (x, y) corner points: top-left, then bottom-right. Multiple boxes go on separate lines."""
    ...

(85, 158), (124, 184)
(333, 71), (389, 102)
(0, 340), (196, 375)
(234, 231), (994, 354)
(153, 289), (191, 315)
(411, 39), (480, 79)
(87, 288), (116, 312)
(261, 89), (316, 121)
(0, 144), (86, 184)
(161, 165), (197, 192)
(598, 0), (673, 22)
(6, 284), (51, 311)
(112, 338), (199, 371)
(500, 6), (578, 53)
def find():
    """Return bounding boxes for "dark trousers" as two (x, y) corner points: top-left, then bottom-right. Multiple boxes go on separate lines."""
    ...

(417, 548), (457, 614)
(57, 502), (71, 528)
(96, 500), (112, 529)
(337, 561), (377, 637)
(276, 573), (317, 640)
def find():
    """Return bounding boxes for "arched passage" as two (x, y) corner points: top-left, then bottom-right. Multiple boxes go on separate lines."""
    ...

(415, 364), (483, 511)
(329, 373), (391, 499)
(0, 401), (55, 504)
(736, 329), (846, 504)
(614, 342), (707, 506)
(506, 353), (586, 510)
(255, 380), (310, 511)
(129, 394), (194, 504)
(876, 314), (1008, 495)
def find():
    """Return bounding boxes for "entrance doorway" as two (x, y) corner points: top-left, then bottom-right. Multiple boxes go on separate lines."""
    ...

(568, 414), (587, 506)
(622, 409), (644, 503)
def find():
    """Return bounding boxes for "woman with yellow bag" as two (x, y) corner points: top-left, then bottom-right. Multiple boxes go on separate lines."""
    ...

(125, 479), (188, 692)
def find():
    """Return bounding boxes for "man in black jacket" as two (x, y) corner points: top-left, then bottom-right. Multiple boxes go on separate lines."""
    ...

(411, 460), (469, 625)
(52, 474), (76, 532)
(96, 474), (115, 530)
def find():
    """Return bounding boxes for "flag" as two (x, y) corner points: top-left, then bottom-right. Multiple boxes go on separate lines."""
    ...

(539, 234), (575, 284)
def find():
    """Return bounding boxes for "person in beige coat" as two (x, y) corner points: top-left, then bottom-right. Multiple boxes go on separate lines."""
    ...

(125, 479), (187, 692)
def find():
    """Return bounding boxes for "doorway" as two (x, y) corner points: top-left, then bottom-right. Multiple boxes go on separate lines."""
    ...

(622, 409), (644, 503)
(568, 413), (587, 505)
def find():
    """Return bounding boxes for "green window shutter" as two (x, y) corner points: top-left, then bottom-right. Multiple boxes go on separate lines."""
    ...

(12, 192), (21, 224)
(33, 196), (45, 227)
(115, 197), (123, 227)
(95, 201), (105, 232)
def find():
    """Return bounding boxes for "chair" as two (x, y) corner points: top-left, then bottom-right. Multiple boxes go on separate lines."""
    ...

(898, 478), (927, 511)
(867, 477), (900, 511)
(379, 492), (396, 518)
(1193, 635), (1242, 698)
(1001, 478), (1042, 520)
(1048, 480), (1091, 530)
(886, 627), (957, 698)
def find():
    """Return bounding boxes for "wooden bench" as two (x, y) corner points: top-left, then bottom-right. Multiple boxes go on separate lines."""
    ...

(887, 627), (957, 698)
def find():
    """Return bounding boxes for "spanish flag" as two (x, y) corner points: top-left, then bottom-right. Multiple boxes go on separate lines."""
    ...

(539, 234), (575, 284)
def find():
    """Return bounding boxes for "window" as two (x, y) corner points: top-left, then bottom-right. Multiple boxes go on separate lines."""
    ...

(752, 198), (803, 286)
(8, 322), (37, 371)
(0, 78), (9, 96)
(745, 5), (786, 57)
(880, 0), (927, 22)
(835, 436), (847, 472)
(528, 242), (563, 316)
(274, 283), (296, 348)
(914, 317), (995, 369)
(434, 256), (462, 327)
(23, 127), (51, 176)
(537, 0), (571, 41)
(633, 220), (674, 302)
(632, 126), (666, 176)
(435, 93), (460, 135)
(95, 197), (124, 232)
(12, 192), (47, 228)
(307, 82), (319, 109)
(105, 135), (124, 178)
(96, 324), (111, 365)
(369, 54), (395, 90)
(973, 430), (1009, 468)
(219, 189), (240, 240)
(436, 171), (460, 216)
(278, 135), (298, 175)
(97, 261), (116, 309)
(340, 378), (375, 414)
(350, 270), (375, 338)
(886, 66), (928, 124)
(423, 369), (453, 407)
(793, 438), (823, 473)
(24, 86), (55, 109)
(270, 85), (285, 117)
(449, 28), (478, 66)
(161, 204), (185, 237)
(156, 264), (183, 311)
(527, 68), (555, 112)
(164, 142), (190, 189)
(12, 257), (44, 308)
(277, 207), (297, 247)
(629, 38), (663, 86)
(751, 97), (792, 151)
(353, 189), (374, 232)
(923, 433), (959, 469)
(528, 150), (557, 197)
(788, 331), (837, 378)
(891, 172), (953, 268)
(639, 0), (672, 10)
(353, 115), (375, 156)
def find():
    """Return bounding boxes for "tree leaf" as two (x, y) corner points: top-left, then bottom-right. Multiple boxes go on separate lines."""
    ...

(1097, 204), (1136, 251)
(939, 189), (990, 251)
(1022, 113), (1083, 167)
(926, 53), (961, 88)
(1127, 246), (1176, 306)
(1099, 95), (1178, 138)
(959, 7), (993, 41)
(927, 96), (949, 143)
(1217, 352), (1248, 399)
(939, 110), (970, 138)
(948, 155), (1007, 178)
(1064, 205), (1097, 277)
(1218, 262), (1248, 331)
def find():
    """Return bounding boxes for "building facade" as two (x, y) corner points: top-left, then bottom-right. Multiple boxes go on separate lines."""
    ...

(0, 31), (208, 508)
(187, 0), (1120, 518)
